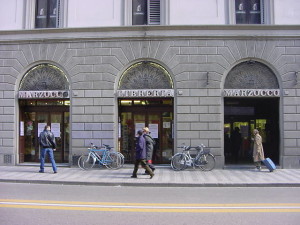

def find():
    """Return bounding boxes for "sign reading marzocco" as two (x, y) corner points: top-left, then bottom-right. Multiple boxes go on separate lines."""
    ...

(224, 89), (280, 97)
(19, 91), (69, 99)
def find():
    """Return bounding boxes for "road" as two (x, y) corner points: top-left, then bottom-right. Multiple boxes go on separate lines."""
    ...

(0, 182), (299, 225)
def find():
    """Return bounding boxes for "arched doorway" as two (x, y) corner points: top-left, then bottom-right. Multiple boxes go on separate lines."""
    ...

(117, 61), (174, 164)
(18, 63), (70, 163)
(224, 61), (280, 165)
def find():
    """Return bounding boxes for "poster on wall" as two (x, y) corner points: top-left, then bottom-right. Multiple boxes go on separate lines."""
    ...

(38, 123), (47, 137)
(135, 123), (145, 135)
(51, 123), (61, 137)
(20, 121), (24, 136)
(149, 124), (158, 138)
(163, 122), (170, 128)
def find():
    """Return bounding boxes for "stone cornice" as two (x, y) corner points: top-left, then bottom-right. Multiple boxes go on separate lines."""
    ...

(0, 25), (300, 43)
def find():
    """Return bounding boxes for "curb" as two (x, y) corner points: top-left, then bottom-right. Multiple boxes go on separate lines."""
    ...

(1, 179), (300, 188)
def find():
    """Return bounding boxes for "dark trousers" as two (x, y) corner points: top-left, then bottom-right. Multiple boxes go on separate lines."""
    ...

(132, 159), (154, 176)
(145, 160), (155, 173)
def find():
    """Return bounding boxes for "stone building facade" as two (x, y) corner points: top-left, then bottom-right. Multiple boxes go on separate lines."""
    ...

(0, 25), (300, 168)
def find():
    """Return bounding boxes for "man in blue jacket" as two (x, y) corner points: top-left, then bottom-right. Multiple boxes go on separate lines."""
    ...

(131, 130), (154, 179)
(39, 125), (57, 173)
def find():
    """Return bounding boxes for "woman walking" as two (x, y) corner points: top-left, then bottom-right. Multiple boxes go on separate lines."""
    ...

(253, 129), (265, 171)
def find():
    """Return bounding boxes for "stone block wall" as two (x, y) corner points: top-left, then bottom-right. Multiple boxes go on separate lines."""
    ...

(0, 27), (299, 168)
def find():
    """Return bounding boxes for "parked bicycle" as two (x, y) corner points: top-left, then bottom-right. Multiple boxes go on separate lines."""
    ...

(171, 144), (215, 171)
(78, 143), (123, 170)
(102, 144), (125, 167)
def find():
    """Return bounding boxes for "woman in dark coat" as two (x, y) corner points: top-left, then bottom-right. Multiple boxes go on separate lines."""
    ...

(131, 130), (154, 179)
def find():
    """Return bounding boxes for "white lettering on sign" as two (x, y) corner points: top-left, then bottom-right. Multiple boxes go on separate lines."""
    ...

(224, 89), (280, 97)
(18, 91), (69, 99)
(117, 89), (174, 98)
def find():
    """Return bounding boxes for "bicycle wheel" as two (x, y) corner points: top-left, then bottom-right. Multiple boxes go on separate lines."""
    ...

(82, 155), (96, 170)
(77, 155), (86, 170)
(171, 153), (187, 171)
(105, 152), (121, 169)
(199, 153), (215, 171)
(117, 152), (125, 168)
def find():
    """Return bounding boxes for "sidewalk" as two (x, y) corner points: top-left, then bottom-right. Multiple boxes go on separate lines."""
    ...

(0, 165), (300, 187)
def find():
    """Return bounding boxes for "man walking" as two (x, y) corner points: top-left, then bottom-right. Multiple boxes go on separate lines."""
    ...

(39, 125), (58, 173)
(131, 130), (154, 179)
(143, 127), (156, 174)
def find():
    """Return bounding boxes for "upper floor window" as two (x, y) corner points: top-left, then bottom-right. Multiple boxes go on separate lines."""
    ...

(235, 0), (263, 24)
(132, 0), (161, 25)
(35, 0), (60, 28)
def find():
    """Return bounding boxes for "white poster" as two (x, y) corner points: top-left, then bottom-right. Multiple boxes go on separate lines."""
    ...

(163, 122), (171, 128)
(149, 124), (158, 138)
(135, 123), (145, 135)
(38, 123), (47, 137)
(51, 123), (60, 137)
(20, 121), (24, 136)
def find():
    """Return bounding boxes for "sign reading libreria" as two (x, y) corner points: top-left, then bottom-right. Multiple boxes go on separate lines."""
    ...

(224, 89), (280, 97)
(117, 89), (174, 98)
(19, 90), (69, 99)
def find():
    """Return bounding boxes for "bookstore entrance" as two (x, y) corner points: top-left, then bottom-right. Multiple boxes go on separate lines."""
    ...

(119, 98), (173, 164)
(117, 61), (174, 164)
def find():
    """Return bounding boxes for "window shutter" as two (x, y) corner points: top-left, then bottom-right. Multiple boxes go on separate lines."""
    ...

(260, 0), (265, 24)
(148, 0), (160, 25)
(56, 0), (60, 27)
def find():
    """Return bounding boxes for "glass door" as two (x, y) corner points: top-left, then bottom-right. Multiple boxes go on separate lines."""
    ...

(147, 113), (160, 162)
(161, 112), (173, 162)
(23, 112), (37, 162)
(50, 113), (63, 163)
(36, 112), (49, 162)
(19, 100), (70, 164)
(133, 113), (146, 160)
(20, 111), (69, 163)
(224, 119), (270, 164)
(119, 110), (173, 164)
(118, 98), (174, 164)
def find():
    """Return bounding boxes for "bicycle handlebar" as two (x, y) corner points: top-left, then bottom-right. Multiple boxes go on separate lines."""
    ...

(177, 144), (206, 151)
(89, 143), (114, 150)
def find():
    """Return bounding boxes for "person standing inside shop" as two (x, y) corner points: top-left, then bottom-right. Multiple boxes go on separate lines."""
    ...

(39, 125), (58, 173)
(131, 130), (154, 179)
(143, 127), (156, 174)
(231, 127), (242, 163)
(253, 129), (265, 171)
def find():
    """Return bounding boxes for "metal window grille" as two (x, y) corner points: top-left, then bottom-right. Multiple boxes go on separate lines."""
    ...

(148, 0), (160, 25)
(4, 155), (12, 164)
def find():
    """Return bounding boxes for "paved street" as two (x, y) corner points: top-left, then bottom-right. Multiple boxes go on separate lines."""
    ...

(0, 165), (300, 187)
(1, 166), (300, 224)
(1, 183), (300, 225)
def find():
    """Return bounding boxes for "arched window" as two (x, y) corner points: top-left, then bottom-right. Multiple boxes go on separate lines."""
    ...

(118, 61), (173, 90)
(19, 63), (69, 91)
(224, 61), (279, 89)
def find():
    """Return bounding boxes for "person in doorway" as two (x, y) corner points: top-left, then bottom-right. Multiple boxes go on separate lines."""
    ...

(39, 125), (57, 173)
(252, 129), (265, 171)
(231, 127), (242, 163)
(143, 127), (156, 174)
(131, 130), (154, 179)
